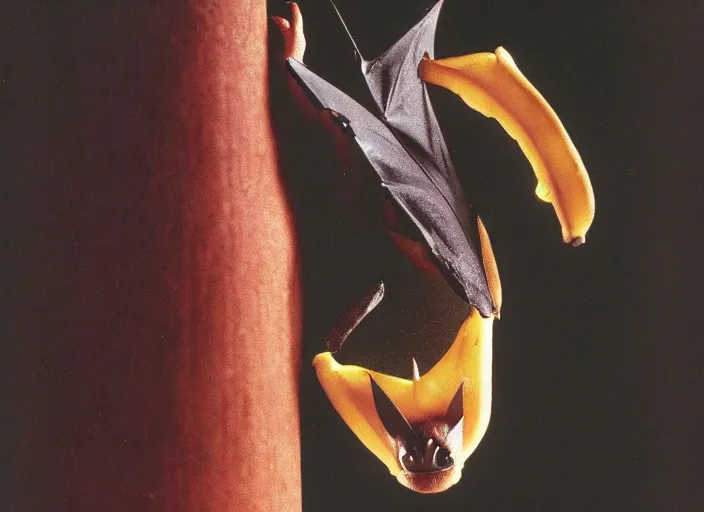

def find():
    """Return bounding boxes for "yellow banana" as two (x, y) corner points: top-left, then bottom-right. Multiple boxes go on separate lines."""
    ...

(419, 48), (595, 246)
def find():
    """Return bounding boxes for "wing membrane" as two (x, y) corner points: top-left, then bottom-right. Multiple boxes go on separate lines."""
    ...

(362, 0), (467, 229)
(287, 40), (495, 317)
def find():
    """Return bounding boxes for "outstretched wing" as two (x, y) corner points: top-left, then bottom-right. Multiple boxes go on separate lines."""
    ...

(360, 0), (468, 232)
(287, 58), (496, 317)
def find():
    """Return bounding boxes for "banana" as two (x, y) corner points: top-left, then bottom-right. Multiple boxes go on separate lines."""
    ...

(419, 48), (595, 246)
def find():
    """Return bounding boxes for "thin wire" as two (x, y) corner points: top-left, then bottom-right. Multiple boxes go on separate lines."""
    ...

(327, 0), (365, 61)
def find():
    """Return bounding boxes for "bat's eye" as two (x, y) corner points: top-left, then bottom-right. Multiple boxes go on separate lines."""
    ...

(400, 447), (420, 468)
(433, 446), (453, 470)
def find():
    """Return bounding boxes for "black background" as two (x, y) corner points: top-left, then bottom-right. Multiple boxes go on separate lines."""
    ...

(4, 0), (703, 510)
(270, 0), (704, 510)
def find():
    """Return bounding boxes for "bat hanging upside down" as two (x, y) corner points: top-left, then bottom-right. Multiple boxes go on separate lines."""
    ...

(273, 0), (594, 493)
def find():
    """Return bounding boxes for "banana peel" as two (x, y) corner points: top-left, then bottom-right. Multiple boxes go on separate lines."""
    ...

(419, 48), (595, 246)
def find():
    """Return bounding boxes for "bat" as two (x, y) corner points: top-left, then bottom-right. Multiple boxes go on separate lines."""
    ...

(275, 0), (594, 493)
(314, 283), (493, 493)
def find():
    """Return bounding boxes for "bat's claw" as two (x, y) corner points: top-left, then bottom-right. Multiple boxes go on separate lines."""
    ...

(411, 357), (421, 381)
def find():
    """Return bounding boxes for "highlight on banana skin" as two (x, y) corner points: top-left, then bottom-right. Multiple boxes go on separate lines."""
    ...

(274, 1), (595, 494)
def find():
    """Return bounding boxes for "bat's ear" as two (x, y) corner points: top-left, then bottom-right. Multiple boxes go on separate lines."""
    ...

(445, 382), (464, 430)
(370, 376), (414, 441)
(444, 383), (465, 453)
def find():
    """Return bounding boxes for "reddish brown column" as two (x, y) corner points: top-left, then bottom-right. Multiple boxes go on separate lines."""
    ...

(161, 1), (303, 510)
(9, 1), (301, 510)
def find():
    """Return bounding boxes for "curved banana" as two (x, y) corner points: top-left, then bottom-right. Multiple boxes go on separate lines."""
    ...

(419, 48), (595, 246)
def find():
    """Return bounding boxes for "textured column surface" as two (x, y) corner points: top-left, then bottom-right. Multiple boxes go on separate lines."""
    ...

(7, 1), (301, 510)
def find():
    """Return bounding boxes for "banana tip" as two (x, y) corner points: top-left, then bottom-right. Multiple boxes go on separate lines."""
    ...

(570, 235), (586, 247)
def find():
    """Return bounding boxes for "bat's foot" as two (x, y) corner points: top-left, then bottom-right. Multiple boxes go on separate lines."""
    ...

(271, 2), (306, 61)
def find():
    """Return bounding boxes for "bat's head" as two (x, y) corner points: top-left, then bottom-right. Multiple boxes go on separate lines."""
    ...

(371, 377), (465, 493)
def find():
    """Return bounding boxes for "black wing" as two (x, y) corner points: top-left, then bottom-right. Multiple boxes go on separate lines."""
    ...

(287, 58), (496, 317)
(361, 0), (467, 230)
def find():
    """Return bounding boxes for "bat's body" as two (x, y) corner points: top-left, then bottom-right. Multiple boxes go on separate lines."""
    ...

(275, 0), (594, 493)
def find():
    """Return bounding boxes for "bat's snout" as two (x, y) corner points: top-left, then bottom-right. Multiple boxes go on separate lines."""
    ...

(396, 465), (462, 494)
